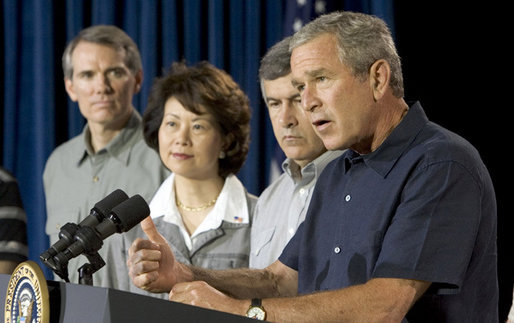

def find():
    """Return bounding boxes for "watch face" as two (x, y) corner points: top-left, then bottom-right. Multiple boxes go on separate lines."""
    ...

(247, 306), (266, 320)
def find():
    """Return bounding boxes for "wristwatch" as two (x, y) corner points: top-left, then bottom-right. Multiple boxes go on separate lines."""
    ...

(245, 298), (266, 320)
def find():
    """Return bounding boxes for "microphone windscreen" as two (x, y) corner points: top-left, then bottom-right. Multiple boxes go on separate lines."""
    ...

(93, 189), (129, 216)
(110, 194), (150, 232)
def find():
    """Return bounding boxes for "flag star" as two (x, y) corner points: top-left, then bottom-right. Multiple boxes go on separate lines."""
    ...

(314, 0), (326, 14)
(297, 0), (307, 7)
(293, 18), (303, 32)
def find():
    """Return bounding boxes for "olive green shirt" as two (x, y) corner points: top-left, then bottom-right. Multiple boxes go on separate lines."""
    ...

(43, 110), (169, 287)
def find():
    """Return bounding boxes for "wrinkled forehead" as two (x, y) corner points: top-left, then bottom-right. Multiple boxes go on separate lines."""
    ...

(71, 41), (130, 70)
(290, 34), (340, 80)
(262, 75), (298, 100)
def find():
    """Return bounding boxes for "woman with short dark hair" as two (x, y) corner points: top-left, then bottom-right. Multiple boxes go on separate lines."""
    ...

(108, 61), (256, 299)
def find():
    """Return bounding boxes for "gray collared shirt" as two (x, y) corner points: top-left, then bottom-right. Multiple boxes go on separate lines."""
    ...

(103, 174), (257, 299)
(249, 150), (344, 269)
(43, 110), (169, 286)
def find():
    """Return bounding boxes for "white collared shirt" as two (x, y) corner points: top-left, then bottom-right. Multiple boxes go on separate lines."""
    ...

(149, 173), (250, 250)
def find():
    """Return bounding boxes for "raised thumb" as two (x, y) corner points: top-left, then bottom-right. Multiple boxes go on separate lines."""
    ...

(140, 216), (166, 244)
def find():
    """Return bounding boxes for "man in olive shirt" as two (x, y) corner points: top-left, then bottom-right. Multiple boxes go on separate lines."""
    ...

(43, 25), (168, 287)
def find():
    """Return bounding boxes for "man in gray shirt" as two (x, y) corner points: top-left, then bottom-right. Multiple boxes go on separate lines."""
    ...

(250, 37), (343, 269)
(43, 25), (168, 287)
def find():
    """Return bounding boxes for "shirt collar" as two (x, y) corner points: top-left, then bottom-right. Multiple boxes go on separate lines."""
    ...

(75, 110), (143, 166)
(208, 173), (250, 225)
(344, 101), (428, 178)
(282, 150), (346, 185)
(157, 173), (250, 249)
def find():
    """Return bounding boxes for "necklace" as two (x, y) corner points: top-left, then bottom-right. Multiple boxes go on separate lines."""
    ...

(176, 196), (218, 212)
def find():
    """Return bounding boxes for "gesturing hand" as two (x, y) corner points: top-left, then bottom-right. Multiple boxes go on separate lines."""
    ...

(127, 216), (179, 293)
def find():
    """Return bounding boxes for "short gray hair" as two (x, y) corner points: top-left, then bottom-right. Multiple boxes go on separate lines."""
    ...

(290, 11), (404, 98)
(258, 36), (293, 101)
(62, 25), (142, 80)
(259, 36), (292, 82)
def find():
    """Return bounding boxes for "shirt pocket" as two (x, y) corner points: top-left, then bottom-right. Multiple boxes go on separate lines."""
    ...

(251, 227), (276, 257)
(202, 254), (249, 269)
(45, 207), (81, 244)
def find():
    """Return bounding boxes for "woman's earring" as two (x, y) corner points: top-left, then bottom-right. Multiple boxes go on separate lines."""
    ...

(219, 151), (226, 159)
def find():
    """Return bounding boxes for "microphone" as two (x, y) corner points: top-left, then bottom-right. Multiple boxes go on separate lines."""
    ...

(80, 189), (130, 227)
(48, 194), (150, 272)
(40, 189), (129, 262)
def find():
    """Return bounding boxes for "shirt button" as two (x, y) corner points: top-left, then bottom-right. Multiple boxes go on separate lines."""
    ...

(334, 246), (341, 254)
(93, 176), (99, 182)
(299, 188), (306, 195)
(345, 194), (351, 202)
(288, 228), (295, 236)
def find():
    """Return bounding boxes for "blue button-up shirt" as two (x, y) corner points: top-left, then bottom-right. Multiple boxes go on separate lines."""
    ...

(279, 102), (498, 321)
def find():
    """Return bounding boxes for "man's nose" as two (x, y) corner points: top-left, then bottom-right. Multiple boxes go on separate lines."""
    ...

(301, 86), (320, 112)
(94, 75), (113, 93)
(279, 103), (299, 129)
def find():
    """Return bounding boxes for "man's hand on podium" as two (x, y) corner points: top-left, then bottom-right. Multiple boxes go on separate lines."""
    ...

(169, 280), (247, 316)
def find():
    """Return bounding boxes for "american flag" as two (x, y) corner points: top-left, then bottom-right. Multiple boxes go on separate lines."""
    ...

(283, 0), (343, 37)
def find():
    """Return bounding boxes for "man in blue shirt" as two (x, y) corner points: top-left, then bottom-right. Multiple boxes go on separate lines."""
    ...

(126, 11), (497, 322)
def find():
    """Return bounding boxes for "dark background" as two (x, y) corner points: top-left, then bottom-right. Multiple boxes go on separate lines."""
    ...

(395, 2), (510, 320)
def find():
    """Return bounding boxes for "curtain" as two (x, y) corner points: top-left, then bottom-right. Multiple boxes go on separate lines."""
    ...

(1, 0), (394, 278)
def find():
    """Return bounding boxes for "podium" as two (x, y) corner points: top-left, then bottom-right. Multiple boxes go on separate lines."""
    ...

(1, 273), (253, 322)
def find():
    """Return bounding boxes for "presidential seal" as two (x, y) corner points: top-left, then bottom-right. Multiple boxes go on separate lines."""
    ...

(4, 261), (49, 323)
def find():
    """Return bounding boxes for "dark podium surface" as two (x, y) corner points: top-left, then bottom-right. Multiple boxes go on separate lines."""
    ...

(0, 274), (253, 322)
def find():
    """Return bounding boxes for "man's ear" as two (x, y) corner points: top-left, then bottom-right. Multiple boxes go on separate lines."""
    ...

(134, 70), (143, 93)
(64, 78), (78, 102)
(369, 59), (391, 101)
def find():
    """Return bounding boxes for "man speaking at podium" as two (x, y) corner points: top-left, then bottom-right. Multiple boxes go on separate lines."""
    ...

(43, 25), (168, 287)
(127, 11), (497, 322)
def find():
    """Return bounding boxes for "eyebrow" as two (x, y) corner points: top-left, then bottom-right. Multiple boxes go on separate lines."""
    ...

(105, 66), (126, 72)
(290, 78), (302, 88)
(74, 65), (126, 76)
(164, 113), (210, 122)
(266, 93), (300, 102)
(75, 69), (94, 75)
(306, 68), (329, 78)
(291, 67), (330, 87)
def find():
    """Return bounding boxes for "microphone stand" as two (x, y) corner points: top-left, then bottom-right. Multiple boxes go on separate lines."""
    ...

(71, 225), (106, 285)
(42, 225), (107, 285)
(78, 252), (105, 285)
